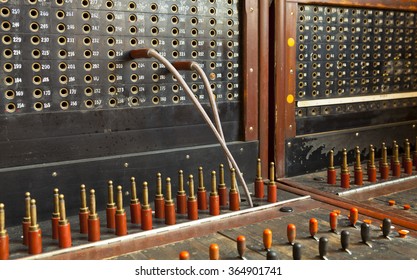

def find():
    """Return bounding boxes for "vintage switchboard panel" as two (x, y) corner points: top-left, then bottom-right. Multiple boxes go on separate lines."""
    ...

(0, 0), (260, 226)
(275, 0), (417, 177)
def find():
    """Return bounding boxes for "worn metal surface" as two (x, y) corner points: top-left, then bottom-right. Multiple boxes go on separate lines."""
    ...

(112, 202), (417, 260)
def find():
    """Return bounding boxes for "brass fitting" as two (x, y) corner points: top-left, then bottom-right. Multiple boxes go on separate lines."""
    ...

(218, 164), (226, 187)
(89, 189), (98, 219)
(23, 192), (31, 223)
(80, 184), (89, 213)
(165, 177), (173, 204)
(177, 170), (185, 195)
(142, 182), (150, 210)
(393, 144), (400, 164)
(156, 173), (163, 198)
(188, 175), (196, 201)
(211, 171), (218, 196)
(367, 144), (373, 166)
(269, 162), (276, 183)
(405, 139), (411, 160)
(198, 166), (205, 191)
(52, 188), (60, 219)
(256, 158), (263, 180)
(369, 147), (375, 168)
(230, 168), (238, 194)
(341, 148), (349, 173)
(0, 203), (6, 237)
(58, 194), (69, 226)
(328, 150), (335, 170)
(130, 177), (139, 204)
(355, 146), (362, 171)
(29, 199), (40, 231)
(107, 180), (116, 208)
(381, 144), (388, 166)
(116, 185), (125, 215)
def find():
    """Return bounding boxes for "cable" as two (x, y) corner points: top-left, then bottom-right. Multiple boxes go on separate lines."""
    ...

(171, 61), (233, 170)
(172, 61), (236, 197)
(130, 48), (253, 207)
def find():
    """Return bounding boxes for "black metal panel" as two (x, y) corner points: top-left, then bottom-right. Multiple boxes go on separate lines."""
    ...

(296, 106), (417, 135)
(0, 102), (242, 167)
(286, 122), (417, 177)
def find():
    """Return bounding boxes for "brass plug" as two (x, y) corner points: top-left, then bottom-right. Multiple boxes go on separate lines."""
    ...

(0, 203), (6, 237)
(156, 173), (163, 198)
(89, 189), (98, 219)
(107, 180), (116, 208)
(142, 182), (150, 210)
(52, 188), (60, 219)
(256, 158), (263, 180)
(188, 175), (196, 200)
(116, 185), (125, 215)
(58, 195), (69, 225)
(405, 139), (411, 160)
(29, 199), (39, 231)
(165, 178), (173, 204)
(130, 177), (139, 204)
(24, 192), (31, 223)
(393, 144), (400, 164)
(355, 146), (362, 171)
(177, 170), (185, 195)
(369, 147), (375, 168)
(341, 148), (349, 174)
(198, 166), (206, 191)
(211, 171), (218, 196)
(328, 150), (335, 170)
(80, 184), (89, 213)
(218, 164), (226, 188)
(269, 162), (276, 183)
(230, 168), (238, 194)
(381, 143), (388, 166)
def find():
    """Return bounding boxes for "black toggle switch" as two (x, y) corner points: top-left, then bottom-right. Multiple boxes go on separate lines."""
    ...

(361, 222), (372, 248)
(341, 230), (352, 255)
(293, 243), (302, 260)
(382, 218), (392, 240)
(319, 237), (329, 260)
